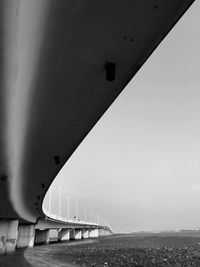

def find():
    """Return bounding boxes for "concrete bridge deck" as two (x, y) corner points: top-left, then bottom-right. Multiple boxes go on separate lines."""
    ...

(0, 0), (195, 254)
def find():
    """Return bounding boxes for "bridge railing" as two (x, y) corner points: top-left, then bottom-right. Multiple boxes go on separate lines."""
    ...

(42, 184), (111, 229)
(42, 207), (99, 226)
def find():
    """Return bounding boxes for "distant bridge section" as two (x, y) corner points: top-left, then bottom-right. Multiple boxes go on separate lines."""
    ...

(43, 184), (111, 227)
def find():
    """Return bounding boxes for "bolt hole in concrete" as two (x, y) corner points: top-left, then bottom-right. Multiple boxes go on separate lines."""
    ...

(104, 62), (116, 82)
(54, 156), (61, 165)
(0, 175), (8, 182)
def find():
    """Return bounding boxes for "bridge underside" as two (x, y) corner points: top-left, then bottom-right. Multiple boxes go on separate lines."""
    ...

(0, 218), (110, 254)
(0, 0), (195, 223)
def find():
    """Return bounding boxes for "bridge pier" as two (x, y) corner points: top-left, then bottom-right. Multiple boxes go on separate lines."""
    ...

(49, 229), (58, 242)
(16, 224), (35, 248)
(99, 228), (106, 236)
(93, 228), (99, 238)
(82, 229), (89, 239)
(98, 228), (102, 236)
(34, 229), (50, 245)
(89, 229), (94, 238)
(70, 229), (82, 240)
(99, 228), (105, 236)
(89, 228), (99, 238)
(58, 228), (70, 241)
(0, 220), (19, 254)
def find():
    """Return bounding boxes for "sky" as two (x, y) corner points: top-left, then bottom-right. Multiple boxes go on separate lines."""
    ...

(43, 1), (200, 233)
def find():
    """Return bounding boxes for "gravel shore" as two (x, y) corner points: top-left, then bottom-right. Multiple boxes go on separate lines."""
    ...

(2, 234), (200, 266)
(52, 235), (200, 266)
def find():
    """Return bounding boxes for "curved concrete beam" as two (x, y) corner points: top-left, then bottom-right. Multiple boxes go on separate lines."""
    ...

(0, 0), (195, 223)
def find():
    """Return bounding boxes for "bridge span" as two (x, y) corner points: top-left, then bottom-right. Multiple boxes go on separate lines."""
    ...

(0, 0), (195, 254)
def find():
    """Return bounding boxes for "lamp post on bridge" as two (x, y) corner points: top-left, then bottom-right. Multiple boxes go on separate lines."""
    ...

(64, 196), (70, 221)
(83, 206), (87, 222)
(67, 196), (70, 221)
(48, 186), (52, 215)
(75, 201), (78, 221)
(90, 210), (92, 223)
(96, 214), (99, 224)
(55, 184), (62, 218)
(93, 212), (96, 224)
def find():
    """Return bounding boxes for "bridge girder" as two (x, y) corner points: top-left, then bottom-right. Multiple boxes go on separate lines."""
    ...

(0, 0), (195, 223)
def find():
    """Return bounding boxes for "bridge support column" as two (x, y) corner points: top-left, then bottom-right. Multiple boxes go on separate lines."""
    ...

(70, 229), (82, 240)
(99, 228), (107, 236)
(98, 229), (103, 236)
(17, 225), (35, 248)
(49, 229), (58, 242)
(75, 229), (82, 240)
(89, 229), (94, 238)
(82, 229), (89, 239)
(58, 229), (70, 241)
(34, 229), (50, 245)
(93, 228), (99, 238)
(0, 220), (19, 254)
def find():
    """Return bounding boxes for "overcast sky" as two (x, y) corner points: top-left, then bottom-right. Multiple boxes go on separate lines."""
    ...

(44, 1), (200, 233)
